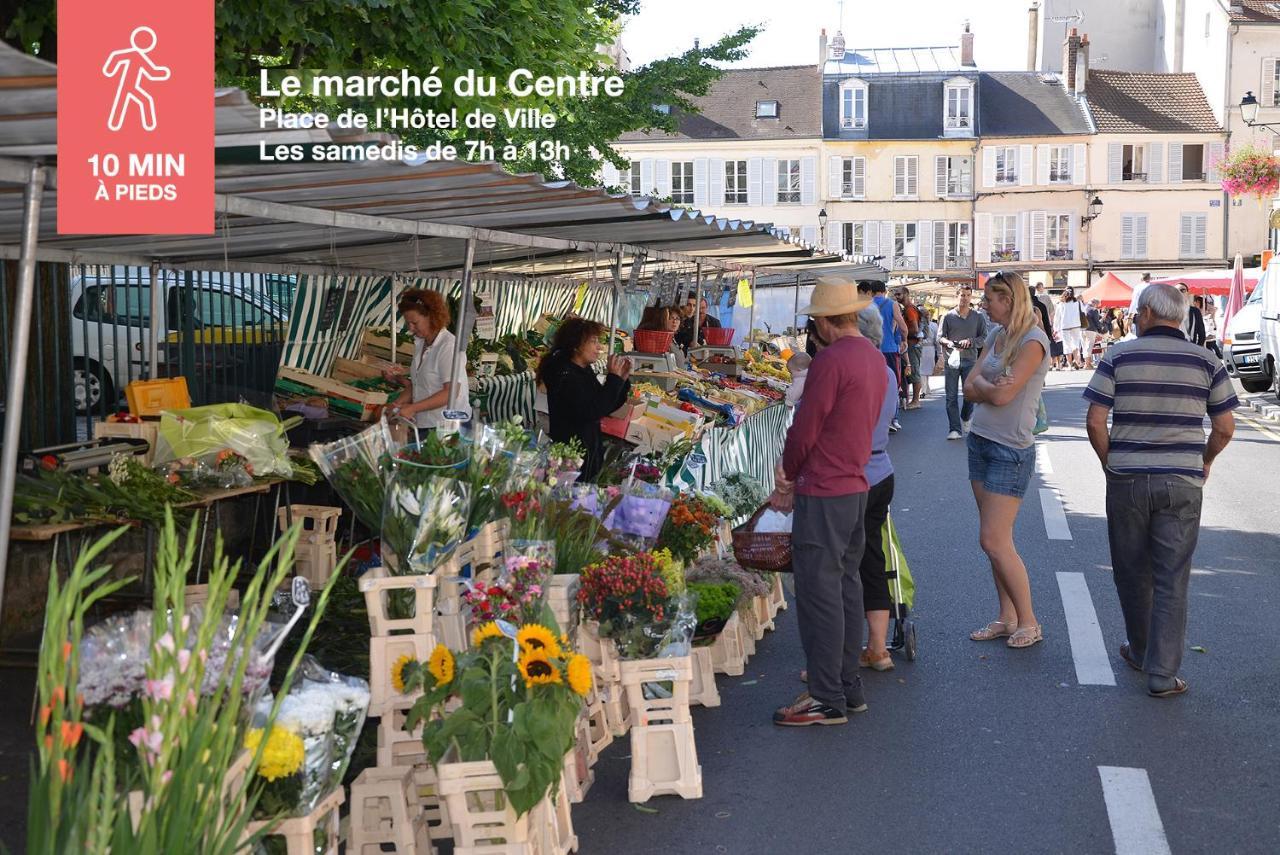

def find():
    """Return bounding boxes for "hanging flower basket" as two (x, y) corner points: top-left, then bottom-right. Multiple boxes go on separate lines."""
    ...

(1218, 145), (1280, 198)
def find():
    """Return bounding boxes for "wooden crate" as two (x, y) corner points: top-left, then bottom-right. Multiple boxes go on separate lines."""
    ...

(330, 356), (386, 385)
(539, 772), (578, 855)
(276, 366), (389, 422)
(348, 766), (433, 855)
(688, 645), (720, 708)
(434, 576), (469, 652)
(547, 575), (580, 637)
(277, 504), (342, 545)
(244, 786), (344, 855)
(369, 634), (434, 717)
(753, 593), (774, 633)
(184, 584), (240, 613)
(561, 712), (593, 804)
(361, 328), (417, 363)
(708, 611), (746, 677)
(738, 603), (758, 659)
(435, 759), (541, 854)
(619, 657), (701, 804)
(377, 703), (428, 769)
(576, 622), (627, 737)
(768, 573), (787, 615)
(583, 686), (612, 765)
(93, 419), (160, 465)
(359, 566), (438, 638)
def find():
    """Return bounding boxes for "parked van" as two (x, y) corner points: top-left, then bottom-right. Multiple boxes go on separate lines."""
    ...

(1222, 269), (1271, 394)
(1261, 263), (1280, 399)
(71, 267), (292, 413)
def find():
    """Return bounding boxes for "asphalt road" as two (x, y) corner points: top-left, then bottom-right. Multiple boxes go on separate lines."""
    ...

(574, 371), (1280, 855)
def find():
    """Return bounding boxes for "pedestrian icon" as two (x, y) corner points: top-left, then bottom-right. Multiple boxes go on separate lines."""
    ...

(102, 26), (171, 132)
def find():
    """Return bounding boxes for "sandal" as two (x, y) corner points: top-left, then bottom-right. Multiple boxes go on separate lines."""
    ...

(1118, 642), (1143, 672)
(859, 649), (895, 671)
(1006, 624), (1044, 649)
(1148, 677), (1188, 698)
(969, 620), (1016, 641)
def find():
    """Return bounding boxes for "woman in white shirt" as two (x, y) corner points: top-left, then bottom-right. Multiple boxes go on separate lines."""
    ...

(1052, 287), (1086, 370)
(384, 288), (470, 429)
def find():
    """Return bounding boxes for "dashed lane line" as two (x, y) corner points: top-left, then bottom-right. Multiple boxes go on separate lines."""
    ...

(1055, 572), (1116, 686)
(1039, 487), (1073, 540)
(1098, 766), (1173, 855)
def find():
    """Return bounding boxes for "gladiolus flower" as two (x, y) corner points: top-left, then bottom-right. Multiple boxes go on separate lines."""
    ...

(61, 721), (84, 750)
(58, 759), (72, 782)
(157, 633), (175, 653)
(145, 677), (174, 701)
(61, 641), (73, 662)
(177, 650), (191, 673)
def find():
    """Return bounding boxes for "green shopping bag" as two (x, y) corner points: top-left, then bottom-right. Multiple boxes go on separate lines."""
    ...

(882, 511), (915, 610)
(156, 403), (298, 478)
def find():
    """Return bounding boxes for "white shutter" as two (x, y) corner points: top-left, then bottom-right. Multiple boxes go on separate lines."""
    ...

(1019, 145), (1034, 187)
(1264, 58), (1277, 109)
(1121, 215), (1135, 260)
(1179, 213), (1194, 257)
(975, 213), (992, 263)
(826, 220), (843, 252)
(763, 158), (778, 204)
(801, 157), (817, 205)
(908, 157), (919, 197)
(747, 157), (763, 206)
(829, 156), (843, 199)
(1194, 214), (1207, 256)
(1016, 211), (1027, 255)
(1168, 144), (1183, 184)
(894, 157), (906, 197)
(693, 158), (709, 208)
(918, 220), (933, 271)
(710, 158), (725, 205)
(601, 160), (620, 188)
(936, 156), (948, 197)
(1037, 145), (1050, 186)
(1108, 143), (1123, 184)
(1072, 143), (1087, 184)
(881, 221), (894, 260)
(934, 221), (947, 269)
(864, 220), (880, 256)
(983, 147), (996, 188)
(801, 225), (818, 246)
(1206, 142), (1226, 182)
(1030, 210), (1047, 261)
(1135, 214), (1149, 259)
(853, 157), (866, 198)
(1147, 143), (1164, 184)
(1068, 213), (1078, 254)
(655, 159), (671, 197)
(641, 159), (655, 195)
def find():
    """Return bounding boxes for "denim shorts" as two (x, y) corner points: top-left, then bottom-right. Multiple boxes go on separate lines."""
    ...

(967, 432), (1036, 499)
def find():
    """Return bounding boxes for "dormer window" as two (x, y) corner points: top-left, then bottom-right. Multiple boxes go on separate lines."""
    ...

(944, 78), (974, 137)
(840, 79), (867, 130)
(653, 104), (671, 115)
(756, 100), (779, 118)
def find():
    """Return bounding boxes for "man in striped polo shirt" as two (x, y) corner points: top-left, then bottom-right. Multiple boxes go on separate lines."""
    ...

(1083, 283), (1236, 699)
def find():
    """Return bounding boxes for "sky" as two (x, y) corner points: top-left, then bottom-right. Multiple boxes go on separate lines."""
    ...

(621, 0), (1038, 71)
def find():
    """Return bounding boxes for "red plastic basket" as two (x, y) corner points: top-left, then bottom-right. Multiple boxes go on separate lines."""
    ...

(633, 329), (676, 354)
(703, 327), (735, 346)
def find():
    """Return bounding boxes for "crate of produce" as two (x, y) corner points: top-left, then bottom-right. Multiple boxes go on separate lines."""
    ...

(275, 366), (389, 422)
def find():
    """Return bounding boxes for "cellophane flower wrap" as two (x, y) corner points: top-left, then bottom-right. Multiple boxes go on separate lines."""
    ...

(656, 493), (722, 563)
(577, 551), (678, 658)
(1219, 145), (1280, 198)
(603, 479), (674, 552)
(462, 551), (554, 628)
(381, 469), (470, 575)
(309, 420), (397, 532)
(296, 656), (370, 792)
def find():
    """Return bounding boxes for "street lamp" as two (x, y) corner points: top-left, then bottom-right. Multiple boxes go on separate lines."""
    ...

(1239, 91), (1280, 130)
(1081, 194), (1103, 227)
(818, 207), (829, 251)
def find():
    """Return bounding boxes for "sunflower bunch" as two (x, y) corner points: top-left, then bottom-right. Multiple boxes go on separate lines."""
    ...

(400, 623), (588, 817)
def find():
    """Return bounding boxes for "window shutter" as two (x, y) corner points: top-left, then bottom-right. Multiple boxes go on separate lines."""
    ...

(853, 157), (866, 198)
(1121, 215), (1135, 260)
(827, 220), (843, 253)
(907, 157), (919, 197)
(881, 221), (894, 259)
(801, 225), (818, 246)
(1194, 214), (1208, 256)
(918, 220), (933, 270)
(1030, 211), (1047, 261)
(1147, 143), (1164, 184)
(1019, 145), (1034, 187)
(829, 156), (843, 198)
(936, 156), (948, 197)
(1168, 144), (1183, 184)
(1068, 213), (1078, 253)
(864, 220), (880, 256)
(655, 160), (671, 197)
(747, 158), (763, 206)
(1072, 143), (1087, 184)
(1207, 142), (1226, 182)
(1108, 143), (1123, 184)
(693, 158), (709, 208)
(601, 160), (620, 187)
(1037, 145), (1050, 185)
(763, 158), (778, 204)
(1016, 211), (1027, 255)
(1135, 214), (1149, 259)
(641, 159), (655, 195)
(801, 157), (817, 205)
(710, 158), (725, 205)
(1264, 58), (1277, 108)
(934, 221), (947, 269)
(975, 213), (992, 263)
(894, 158), (905, 196)
(1179, 213), (1193, 257)
(983, 147), (996, 188)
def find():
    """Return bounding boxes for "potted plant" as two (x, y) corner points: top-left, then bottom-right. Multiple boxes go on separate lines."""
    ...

(688, 581), (741, 641)
(1219, 145), (1280, 198)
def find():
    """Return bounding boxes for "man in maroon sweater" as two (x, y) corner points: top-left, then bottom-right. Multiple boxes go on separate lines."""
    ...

(771, 277), (885, 726)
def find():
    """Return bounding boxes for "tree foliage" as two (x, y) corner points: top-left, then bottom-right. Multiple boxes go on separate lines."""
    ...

(4, 0), (760, 184)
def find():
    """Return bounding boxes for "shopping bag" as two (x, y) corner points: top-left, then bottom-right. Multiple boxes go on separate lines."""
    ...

(1033, 396), (1049, 435)
(883, 512), (915, 610)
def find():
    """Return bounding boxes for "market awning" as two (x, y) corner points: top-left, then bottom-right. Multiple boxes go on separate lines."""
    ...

(1150, 266), (1263, 295)
(1078, 272), (1133, 308)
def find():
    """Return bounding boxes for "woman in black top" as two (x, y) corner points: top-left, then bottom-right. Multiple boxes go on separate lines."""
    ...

(536, 318), (632, 482)
(1028, 286), (1053, 339)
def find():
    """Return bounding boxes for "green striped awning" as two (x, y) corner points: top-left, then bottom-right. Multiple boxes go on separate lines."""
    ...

(671, 404), (793, 502)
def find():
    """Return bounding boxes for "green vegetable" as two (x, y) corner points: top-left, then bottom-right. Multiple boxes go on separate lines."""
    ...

(689, 581), (741, 626)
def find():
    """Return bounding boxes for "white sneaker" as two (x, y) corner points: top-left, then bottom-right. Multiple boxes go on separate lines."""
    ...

(947, 430), (962, 440)
(961, 420), (972, 434)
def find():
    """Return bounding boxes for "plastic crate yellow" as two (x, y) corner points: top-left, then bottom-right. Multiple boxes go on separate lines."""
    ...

(125, 377), (190, 416)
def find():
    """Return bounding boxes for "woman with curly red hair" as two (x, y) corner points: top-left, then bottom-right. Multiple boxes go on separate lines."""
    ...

(384, 288), (470, 428)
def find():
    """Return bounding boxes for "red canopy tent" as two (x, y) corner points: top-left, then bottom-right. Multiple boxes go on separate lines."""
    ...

(1150, 267), (1262, 295)
(1079, 273), (1134, 308)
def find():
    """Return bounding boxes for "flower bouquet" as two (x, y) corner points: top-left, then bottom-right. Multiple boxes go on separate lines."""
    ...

(577, 552), (674, 659)
(500, 485), (547, 541)
(656, 494), (721, 563)
(1219, 145), (1280, 198)
(711, 473), (766, 520)
(542, 438), (586, 486)
(461, 553), (554, 628)
(603, 480), (675, 553)
(381, 472), (470, 575)
(310, 420), (397, 532)
(295, 656), (370, 793)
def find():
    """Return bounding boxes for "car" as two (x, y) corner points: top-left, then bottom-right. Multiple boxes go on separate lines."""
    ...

(1261, 262), (1280, 401)
(1222, 272), (1271, 394)
(71, 267), (292, 413)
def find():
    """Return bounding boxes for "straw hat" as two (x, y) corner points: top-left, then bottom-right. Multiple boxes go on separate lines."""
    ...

(799, 275), (875, 317)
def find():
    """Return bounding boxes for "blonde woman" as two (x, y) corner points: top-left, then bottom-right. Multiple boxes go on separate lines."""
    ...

(962, 272), (1052, 649)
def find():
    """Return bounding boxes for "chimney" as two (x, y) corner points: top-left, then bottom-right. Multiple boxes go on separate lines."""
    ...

(819, 28), (828, 66)
(960, 22), (976, 67)
(1230, 1), (1244, 14)
(830, 30), (846, 60)
(1075, 35), (1089, 95)
(1062, 27), (1082, 91)
(1027, 3), (1040, 71)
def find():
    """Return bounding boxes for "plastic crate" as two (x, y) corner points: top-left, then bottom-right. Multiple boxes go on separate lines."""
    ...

(125, 377), (190, 416)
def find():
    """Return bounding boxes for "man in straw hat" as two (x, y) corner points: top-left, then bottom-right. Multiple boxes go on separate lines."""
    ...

(770, 275), (887, 726)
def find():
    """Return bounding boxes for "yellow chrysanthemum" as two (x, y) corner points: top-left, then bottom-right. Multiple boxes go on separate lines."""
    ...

(391, 654), (416, 694)
(517, 624), (562, 658)
(471, 621), (504, 648)
(427, 644), (455, 686)
(518, 650), (562, 689)
(244, 726), (304, 782)
(566, 654), (593, 697)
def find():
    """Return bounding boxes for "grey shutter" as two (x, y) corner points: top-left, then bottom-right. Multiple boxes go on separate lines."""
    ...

(763, 158), (779, 204)
(1168, 144), (1183, 184)
(1207, 142), (1226, 182)
(709, 158), (725, 206)
(982, 147), (996, 188)
(1108, 143), (1123, 184)
(936, 156), (948, 197)
(640, 159), (655, 195)
(801, 157), (817, 205)
(934, 221), (947, 269)
(1147, 143), (1164, 184)
(693, 158), (709, 208)
(655, 159), (671, 197)
(1179, 213), (1194, 257)
(853, 157), (866, 197)
(1135, 214), (1149, 259)
(1019, 145), (1034, 187)
(1072, 143), (1087, 184)
(1037, 145), (1050, 186)
(975, 212), (992, 263)
(747, 158), (763, 206)
(917, 220), (932, 271)
(829, 156), (843, 199)
(1030, 210), (1047, 261)
(1264, 58), (1278, 108)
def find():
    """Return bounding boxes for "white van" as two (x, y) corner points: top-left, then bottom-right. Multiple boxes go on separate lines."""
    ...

(1261, 264), (1280, 399)
(71, 267), (291, 412)
(1222, 270), (1271, 394)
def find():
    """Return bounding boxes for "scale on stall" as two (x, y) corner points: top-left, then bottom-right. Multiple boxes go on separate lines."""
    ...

(628, 351), (679, 374)
(688, 345), (741, 376)
(24, 437), (151, 473)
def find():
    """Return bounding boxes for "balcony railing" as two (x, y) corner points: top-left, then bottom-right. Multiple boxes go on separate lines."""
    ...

(944, 254), (972, 270)
(1047, 248), (1074, 261)
(991, 248), (1020, 262)
(1122, 172), (1148, 183)
(945, 116), (972, 129)
(892, 255), (918, 271)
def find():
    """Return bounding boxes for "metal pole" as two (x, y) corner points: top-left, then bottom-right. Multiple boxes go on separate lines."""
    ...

(148, 262), (162, 379)
(0, 164), (46, 625)
(608, 251), (622, 356)
(447, 238), (476, 414)
(388, 277), (399, 366)
(794, 273), (802, 332)
(693, 262), (703, 346)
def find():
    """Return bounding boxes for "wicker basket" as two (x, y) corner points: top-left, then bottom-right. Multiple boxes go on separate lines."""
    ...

(732, 505), (792, 572)
(703, 327), (735, 346)
(633, 329), (676, 354)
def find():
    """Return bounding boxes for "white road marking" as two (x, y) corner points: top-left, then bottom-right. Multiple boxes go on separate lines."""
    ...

(1036, 443), (1054, 475)
(1056, 572), (1116, 686)
(1039, 487), (1073, 540)
(1098, 766), (1172, 855)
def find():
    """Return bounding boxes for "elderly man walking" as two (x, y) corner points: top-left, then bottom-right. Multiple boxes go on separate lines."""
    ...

(769, 276), (884, 726)
(1083, 283), (1237, 698)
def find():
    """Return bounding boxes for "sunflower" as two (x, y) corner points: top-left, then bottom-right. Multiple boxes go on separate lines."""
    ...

(516, 624), (562, 658)
(244, 726), (304, 782)
(427, 644), (455, 685)
(566, 653), (593, 697)
(471, 621), (504, 648)
(391, 654), (416, 694)
(517, 650), (562, 688)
